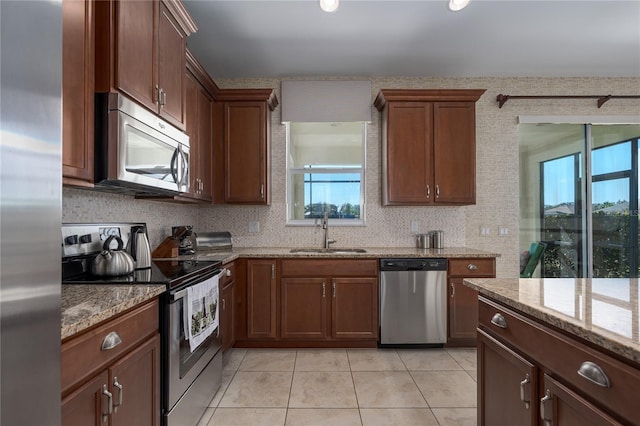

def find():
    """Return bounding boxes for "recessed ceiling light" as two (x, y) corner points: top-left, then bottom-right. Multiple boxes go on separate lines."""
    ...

(449, 0), (470, 12)
(319, 0), (339, 13)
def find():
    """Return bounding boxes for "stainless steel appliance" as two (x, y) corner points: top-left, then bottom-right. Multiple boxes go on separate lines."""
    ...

(127, 225), (152, 269)
(94, 92), (190, 195)
(62, 223), (224, 426)
(379, 258), (447, 346)
(1, 1), (62, 424)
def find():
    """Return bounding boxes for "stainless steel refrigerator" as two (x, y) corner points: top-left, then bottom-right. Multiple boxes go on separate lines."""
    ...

(1, 1), (62, 424)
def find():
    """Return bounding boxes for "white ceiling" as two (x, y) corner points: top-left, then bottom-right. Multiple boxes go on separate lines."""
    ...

(182, 0), (640, 79)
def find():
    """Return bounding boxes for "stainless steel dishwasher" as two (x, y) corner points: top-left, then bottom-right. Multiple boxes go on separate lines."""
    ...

(379, 258), (447, 346)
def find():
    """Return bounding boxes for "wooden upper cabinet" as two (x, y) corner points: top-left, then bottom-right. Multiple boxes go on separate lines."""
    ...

(95, 0), (197, 130)
(62, 0), (95, 186)
(216, 90), (278, 205)
(184, 54), (214, 202)
(374, 89), (485, 206)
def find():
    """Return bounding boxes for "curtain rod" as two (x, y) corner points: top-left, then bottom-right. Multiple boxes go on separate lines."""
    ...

(496, 94), (640, 109)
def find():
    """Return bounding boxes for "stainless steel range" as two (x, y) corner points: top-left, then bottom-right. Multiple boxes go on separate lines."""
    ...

(62, 223), (224, 426)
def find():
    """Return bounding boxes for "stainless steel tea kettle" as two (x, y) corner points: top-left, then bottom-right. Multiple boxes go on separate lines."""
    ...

(127, 225), (151, 269)
(91, 235), (135, 276)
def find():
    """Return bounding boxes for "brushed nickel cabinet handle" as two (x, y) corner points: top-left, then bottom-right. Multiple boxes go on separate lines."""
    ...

(435, 184), (440, 198)
(426, 184), (430, 199)
(271, 264), (275, 279)
(577, 361), (610, 388)
(322, 282), (326, 298)
(467, 263), (478, 270)
(260, 184), (265, 199)
(102, 384), (113, 422)
(520, 374), (531, 409)
(112, 377), (123, 411)
(540, 390), (552, 426)
(490, 313), (508, 329)
(101, 331), (122, 351)
(450, 283), (455, 298)
(332, 281), (336, 298)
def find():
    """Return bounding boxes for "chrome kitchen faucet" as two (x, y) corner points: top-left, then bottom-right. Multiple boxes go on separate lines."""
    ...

(322, 211), (336, 249)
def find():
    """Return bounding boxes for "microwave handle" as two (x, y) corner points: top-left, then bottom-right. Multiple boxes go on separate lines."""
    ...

(170, 148), (179, 185)
(178, 147), (189, 190)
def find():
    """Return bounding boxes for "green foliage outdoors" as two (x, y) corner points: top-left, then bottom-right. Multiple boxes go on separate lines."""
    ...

(542, 202), (638, 278)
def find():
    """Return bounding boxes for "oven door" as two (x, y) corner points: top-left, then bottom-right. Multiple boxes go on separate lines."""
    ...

(166, 272), (222, 410)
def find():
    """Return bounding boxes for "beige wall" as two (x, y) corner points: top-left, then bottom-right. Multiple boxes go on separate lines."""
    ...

(62, 77), (640, 278)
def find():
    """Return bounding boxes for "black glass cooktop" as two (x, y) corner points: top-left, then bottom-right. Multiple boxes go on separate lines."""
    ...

(62, 259), (221, 290)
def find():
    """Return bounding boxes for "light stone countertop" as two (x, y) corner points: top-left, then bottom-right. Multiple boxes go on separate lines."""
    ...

(61, 247), (498, 341)
(61, 284), (166, 340)
(463, 277), (640, 365)
(178, 246), (500, 264)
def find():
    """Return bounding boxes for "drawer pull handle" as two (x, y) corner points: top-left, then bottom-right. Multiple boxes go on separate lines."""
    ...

(540, 390), (552, 426)
(490, 313), (508, 329)
(113, 377), (123, 411)
(101, 331), (122, 351)
(467, 263), (478, 270)
(520, 374), (531, 409)
(102, 384), (113, 422)
(577, 361), (610, 388)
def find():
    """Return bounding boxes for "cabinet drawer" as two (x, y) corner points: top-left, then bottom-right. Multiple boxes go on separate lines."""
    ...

(448, 258), (495, 277)
(281, 259), (378, 277)
(479, 296), (640, 424)
(62, 299), (159, 395)
(221, 262), (235, 288)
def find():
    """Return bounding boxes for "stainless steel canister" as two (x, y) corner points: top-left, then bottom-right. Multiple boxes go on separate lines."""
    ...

(417, 234), (431, 249)
(431, 230), (444, 249)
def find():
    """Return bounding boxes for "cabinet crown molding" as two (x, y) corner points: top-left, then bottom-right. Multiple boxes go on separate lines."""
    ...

(161, 0), (198, 35)
(374, 89), (486, 110)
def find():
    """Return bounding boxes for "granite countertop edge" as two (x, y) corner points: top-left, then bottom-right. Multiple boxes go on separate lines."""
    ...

(463, 277), (640, 365)
(61, 284), (166, 340)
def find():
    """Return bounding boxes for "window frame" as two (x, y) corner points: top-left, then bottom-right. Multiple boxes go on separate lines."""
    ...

(285, 122), (367, 227)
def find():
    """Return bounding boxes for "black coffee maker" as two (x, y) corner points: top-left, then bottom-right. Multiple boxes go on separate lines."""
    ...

(172, 226), (197, 255)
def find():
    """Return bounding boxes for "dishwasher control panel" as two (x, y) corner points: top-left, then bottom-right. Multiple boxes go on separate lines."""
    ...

(379, 258), (447, 271)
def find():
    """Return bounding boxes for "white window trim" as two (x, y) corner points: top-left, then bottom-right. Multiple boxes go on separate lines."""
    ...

(285, 122), (367, 227)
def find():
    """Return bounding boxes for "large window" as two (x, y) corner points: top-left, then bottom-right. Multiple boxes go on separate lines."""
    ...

(520, 123), (640, 278)
(286, 122), (366, 225)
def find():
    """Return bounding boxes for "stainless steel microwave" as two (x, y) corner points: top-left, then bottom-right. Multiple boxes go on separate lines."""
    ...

(94, 93), (189, 195)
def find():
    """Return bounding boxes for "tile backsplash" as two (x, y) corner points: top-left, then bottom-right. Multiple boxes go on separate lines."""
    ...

(62, 188), (199, 250)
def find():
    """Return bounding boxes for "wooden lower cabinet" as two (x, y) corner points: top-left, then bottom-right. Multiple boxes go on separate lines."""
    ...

(220, 263), (236, 352)
(62, 299), (160, 426)
(478, 296), (640, 425)
(447, 258), (495, 346)
(281, 278), (328, 339)
(478, 330), (537, 426)
(246, 259), (278, 339)
(238, 258), (378, 347)
(332, 277), (377, 339)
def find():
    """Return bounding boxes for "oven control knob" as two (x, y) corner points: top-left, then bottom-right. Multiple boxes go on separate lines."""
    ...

(79, 234), (92, 244)
(64, 235), (78, 245)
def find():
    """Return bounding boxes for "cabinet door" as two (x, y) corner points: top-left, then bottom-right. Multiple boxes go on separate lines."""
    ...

(62, 371), (109, 426)
(448, 277), (479, 344)
(246, 260), (277, 339)
(478, 330), (538, 426)
(157, 2), (186, 129)
(221, 281), (235, 352)
(62, 0), (94, 183)
(115, 0), (156, 113)
(281, 278), (328, 339)
(185, 72), (199, 197)
(224, 102), (269, 204)
(109, 335), (160, 426)
(384, 102), (433, 205)
(196, 85), (213, 200)
(433, 102), (476, 204)
(540, 374), (621, 426)
(332, 277), (378, 339)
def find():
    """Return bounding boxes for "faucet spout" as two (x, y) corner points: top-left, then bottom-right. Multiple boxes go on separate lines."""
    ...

(323, 211), (336, 249)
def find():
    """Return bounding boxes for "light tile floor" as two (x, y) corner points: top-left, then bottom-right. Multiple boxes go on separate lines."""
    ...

(198, 347), (478, 426)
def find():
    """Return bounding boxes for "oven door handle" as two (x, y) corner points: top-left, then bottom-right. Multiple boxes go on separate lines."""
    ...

(170, 268), (226, 302)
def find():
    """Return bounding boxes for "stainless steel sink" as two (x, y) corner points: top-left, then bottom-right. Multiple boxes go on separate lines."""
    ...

(290, 248), (367, 254)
